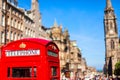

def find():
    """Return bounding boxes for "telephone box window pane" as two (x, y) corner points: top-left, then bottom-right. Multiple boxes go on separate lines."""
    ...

(12, 67), (32, 78)
(52, 78), (58, 80)
(48, 51), (58, 57)
(51, 67), (57, 76)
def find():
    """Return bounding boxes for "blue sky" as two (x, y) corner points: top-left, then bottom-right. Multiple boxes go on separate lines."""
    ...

(18, 0), (120, 70)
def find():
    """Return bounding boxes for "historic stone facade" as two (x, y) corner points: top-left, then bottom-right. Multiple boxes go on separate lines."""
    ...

(69, 41), (85, 79)
(49, 21), (71, 75)
(104, 0), (120, 76)
(0, 0), (24, 46)
(49, 21), (88, 79)
(0, 0), (50, 46)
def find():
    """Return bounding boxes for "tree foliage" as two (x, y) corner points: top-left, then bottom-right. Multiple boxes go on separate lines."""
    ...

(114, 61), (120, 76)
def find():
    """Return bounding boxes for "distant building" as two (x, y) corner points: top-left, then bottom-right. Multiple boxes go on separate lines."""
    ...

(104, 0), (120, 76)
(69, 40), (83, 79)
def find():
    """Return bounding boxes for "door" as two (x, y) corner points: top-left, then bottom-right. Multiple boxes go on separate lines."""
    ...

(49, 62), (60, 80)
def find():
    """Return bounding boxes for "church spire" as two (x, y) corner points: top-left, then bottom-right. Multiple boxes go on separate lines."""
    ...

(53, 19), (58, 27)
(106, 0), (113, 10)
(104, 0), (119, 76)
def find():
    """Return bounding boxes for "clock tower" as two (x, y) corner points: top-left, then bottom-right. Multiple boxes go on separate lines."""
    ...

(104, 0), (119, 76)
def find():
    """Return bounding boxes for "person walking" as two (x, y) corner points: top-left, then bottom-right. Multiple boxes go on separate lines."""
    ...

(109, 76), (114, 80)
(99, 76), (102, 80)
(103, 75), (108, 80)
(114, 76), (120, 80)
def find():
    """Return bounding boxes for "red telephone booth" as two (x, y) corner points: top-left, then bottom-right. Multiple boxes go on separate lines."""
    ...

(0, 38), (60, 80)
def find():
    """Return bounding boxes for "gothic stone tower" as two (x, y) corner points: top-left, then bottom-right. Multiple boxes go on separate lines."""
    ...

(31, 0), (42, 37)
(104, 0), (119, 76)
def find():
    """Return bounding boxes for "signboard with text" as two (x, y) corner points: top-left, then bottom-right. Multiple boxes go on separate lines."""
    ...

(5, 50), (40, 57)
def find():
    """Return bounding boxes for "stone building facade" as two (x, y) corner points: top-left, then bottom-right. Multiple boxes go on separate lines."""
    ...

(0, 0), (50, 46)
(50, 21), (70, 72)
(0, 0), (88, 79)
(69, 41), (85, 79)
(49, 21), (87, 79)
(0, 0), (24, 46)
(104, 0), (120, 76)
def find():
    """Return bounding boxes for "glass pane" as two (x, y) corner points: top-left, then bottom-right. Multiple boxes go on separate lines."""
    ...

(48, 51), (58, 57)
(12, 67), (32, 78)
(51, 78), (58, 80)
(51, 67), (57, 76)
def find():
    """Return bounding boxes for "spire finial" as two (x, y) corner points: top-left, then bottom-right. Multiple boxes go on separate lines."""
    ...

(106, 0), (113, 9)
(53, 18), (58, 27)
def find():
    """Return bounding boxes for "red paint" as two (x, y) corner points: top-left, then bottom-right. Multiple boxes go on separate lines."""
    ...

(0, 38), (60, 80)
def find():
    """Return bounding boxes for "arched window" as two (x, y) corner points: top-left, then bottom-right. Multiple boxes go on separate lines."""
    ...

(111, 40), (115, 50)
(110, 22), (113, 29)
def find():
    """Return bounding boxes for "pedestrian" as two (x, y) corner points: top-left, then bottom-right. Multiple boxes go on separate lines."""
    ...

(99, 76), (102, 80)
(103, 75), (108, 80)
(114, 76), (120, 80)
(109, 76), (113, 80)
(99, 75), (103, 80)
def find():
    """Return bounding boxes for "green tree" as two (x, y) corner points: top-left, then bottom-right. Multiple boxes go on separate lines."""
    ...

(114, 61), (120, 76)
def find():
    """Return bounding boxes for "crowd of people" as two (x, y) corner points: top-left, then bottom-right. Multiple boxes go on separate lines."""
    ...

(87, 75), (120, 80)
(61, 72), (120, 80)
(73, 75), (120, 80)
